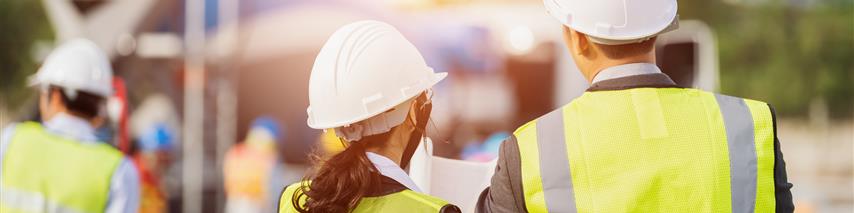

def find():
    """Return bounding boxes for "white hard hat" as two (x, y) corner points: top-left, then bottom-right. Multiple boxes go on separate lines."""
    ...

(544, 0), (679, 45)
(29, 38), (113, 98)
(307, 20), (446, 140)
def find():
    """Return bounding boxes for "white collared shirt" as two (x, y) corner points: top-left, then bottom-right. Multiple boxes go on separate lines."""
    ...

(0, 113), (140, 213)
(42, 113), (99, 143)
(591, 63), (664, 84)
(366, 152), (423, 193)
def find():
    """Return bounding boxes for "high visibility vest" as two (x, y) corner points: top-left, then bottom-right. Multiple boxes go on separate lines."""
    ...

(516, 88), (776, 212)
(278, 181), (451, 213)
(1, 122), (124, 213)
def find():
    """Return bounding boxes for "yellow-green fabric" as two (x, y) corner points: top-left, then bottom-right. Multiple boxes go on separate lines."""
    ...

(278, 182), (449, 213)
(1, 122), (123, 213)
(515, 88), (776, 212)
(745, 99), (776, 212)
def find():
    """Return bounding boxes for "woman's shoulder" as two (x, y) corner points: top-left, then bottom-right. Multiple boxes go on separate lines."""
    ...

(278, 179), (462, 213)
(357, 189), (461, 213)
(280, 181), (307, 196)
(410, 191), (462, 213)
(277, 181), (308, 213)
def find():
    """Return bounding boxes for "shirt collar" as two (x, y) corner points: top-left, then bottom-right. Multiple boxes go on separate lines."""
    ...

(365, 152), (423, 193)
(591, 63), (663, 84)
(43, 113), (98, 143)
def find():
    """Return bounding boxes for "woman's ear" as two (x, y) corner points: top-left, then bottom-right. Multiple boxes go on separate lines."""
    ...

(406, 92), (429, 128)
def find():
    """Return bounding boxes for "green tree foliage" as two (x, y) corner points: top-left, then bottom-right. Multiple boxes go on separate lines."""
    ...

(682, 0), (853, 118)
(0, 0), (53, 111)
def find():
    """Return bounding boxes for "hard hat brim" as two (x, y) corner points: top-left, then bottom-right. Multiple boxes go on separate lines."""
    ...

(27, 74), (44, 88)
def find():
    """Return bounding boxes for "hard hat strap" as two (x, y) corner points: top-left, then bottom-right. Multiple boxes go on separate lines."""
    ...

(399, 93), (432, 170)
(335, 99), (413, 141)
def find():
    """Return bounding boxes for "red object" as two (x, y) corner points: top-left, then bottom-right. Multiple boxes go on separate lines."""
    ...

(132, 154), (167, 213)
(112, 77), (131, 154)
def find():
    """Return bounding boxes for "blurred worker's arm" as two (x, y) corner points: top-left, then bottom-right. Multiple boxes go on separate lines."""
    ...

(771, 105), (794, 213)
(476, 136), (526, 213)
(105, 158), (141, 213)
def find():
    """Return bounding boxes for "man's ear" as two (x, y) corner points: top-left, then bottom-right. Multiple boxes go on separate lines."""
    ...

(572, 29), (590, 56)
(39, 90), (50, 118)
(48, 89), (63, 108)
(40, 89), (64, 121)
(562, 26), (590, 57)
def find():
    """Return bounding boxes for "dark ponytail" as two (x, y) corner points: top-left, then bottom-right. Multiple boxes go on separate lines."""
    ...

(292, 132), (392, 212)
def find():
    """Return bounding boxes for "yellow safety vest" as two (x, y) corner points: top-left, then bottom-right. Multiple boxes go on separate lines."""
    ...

(223, 143), (276, 203)
(1, 122), (124, 213)
(516, 88), (776, 212)
(278, 181), (451, 213)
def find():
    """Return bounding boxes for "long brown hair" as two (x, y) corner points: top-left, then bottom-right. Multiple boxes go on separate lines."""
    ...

(292, 131), (393, 212)
(293, 93), (431, 212)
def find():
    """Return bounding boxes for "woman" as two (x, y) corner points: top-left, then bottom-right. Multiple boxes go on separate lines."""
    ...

(278, 20), (460, 213)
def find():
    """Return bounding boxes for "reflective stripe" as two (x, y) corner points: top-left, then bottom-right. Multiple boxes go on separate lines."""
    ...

(0, 187), (83, 213)
(535, 109), (576, 213)
(715, 94), (757, 213)
(516, 122), (547, 212)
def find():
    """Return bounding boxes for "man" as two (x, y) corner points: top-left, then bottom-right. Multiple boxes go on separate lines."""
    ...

(0, 39), (140, 213)
(476, 0), (794, 212)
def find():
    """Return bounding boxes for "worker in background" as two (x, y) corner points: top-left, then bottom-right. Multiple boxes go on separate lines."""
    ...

(0, 39), (140, 213)
(224, 116), (283, 213)
(133, 124), (174, 213)
(476, 0), (794, 212)
(278, 20), (460, 212)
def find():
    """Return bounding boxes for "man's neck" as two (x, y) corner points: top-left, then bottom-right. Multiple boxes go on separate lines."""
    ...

(44, 110), (96, 127)
(585, 55), (656, 83)
(42, 112), (98, 142)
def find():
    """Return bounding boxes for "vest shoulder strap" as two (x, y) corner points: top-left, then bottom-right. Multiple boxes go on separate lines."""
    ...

(512, 106), (565, 140)
(278, 182), (306, 213)
(713, 93), (776, 212)
(13, 122), (123, 158)
(511, 107), (570, 213)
